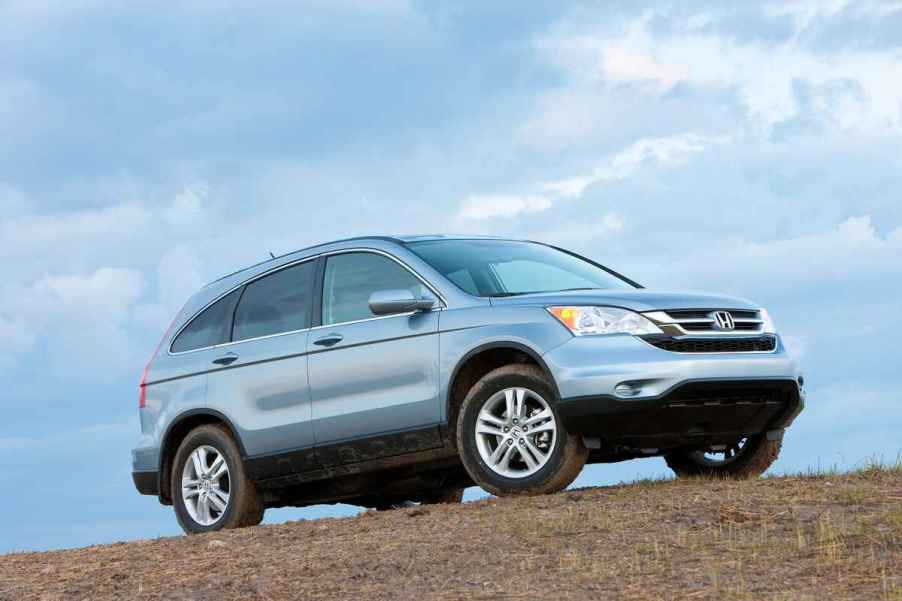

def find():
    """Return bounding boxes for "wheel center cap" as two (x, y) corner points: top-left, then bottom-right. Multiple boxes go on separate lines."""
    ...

(510, 427), (522, 439)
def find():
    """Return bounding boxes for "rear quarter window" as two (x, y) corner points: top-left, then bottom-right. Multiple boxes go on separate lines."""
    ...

(170, 288), (242, 353)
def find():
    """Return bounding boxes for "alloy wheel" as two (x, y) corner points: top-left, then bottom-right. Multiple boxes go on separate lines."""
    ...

(181, 445), (231, 526)
(474, 387), (558, 479)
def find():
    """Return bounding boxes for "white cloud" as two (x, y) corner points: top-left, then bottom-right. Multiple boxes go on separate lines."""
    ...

(0, 268), (146, 374)
(162, 185), (207, 226)
(0, 203), (152, 260)
(457, 132), (722, 222)
(543, 133), (726, 199)
(633, 215), (902, 303)
(458, 194), (552, 221)
(535, 6), (902, 138)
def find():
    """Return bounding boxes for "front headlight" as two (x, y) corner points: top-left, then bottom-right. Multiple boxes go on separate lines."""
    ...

(760, 308), (776, 333)
(548, 306), (663, 336)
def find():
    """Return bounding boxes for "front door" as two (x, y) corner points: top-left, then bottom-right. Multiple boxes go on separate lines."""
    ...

(307, 251), (442, 466)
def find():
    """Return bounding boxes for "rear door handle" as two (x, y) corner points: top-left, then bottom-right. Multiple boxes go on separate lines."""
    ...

(313, 334), (344, 347)
(212, 352), (239, 366)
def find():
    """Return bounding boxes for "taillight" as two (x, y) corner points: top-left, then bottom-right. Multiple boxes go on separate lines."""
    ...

(139, 365), (149, 409)
(139, 307), (184, 409)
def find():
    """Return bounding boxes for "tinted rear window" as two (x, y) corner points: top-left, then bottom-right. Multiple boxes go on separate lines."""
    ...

(233, 260), (316, 341)
(171, 288), (242, 353)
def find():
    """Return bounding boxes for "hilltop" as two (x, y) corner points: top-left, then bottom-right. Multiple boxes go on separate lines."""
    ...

(1, 468), (899, 600)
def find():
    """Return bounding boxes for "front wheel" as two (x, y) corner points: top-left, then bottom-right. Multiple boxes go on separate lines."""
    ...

(456, 364), (587, 497)
(665, 434), (782, 479)
(171, 424), (264, 534)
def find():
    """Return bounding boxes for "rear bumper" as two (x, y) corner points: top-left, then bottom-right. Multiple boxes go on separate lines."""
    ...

(132, 471), (160, 496)
(558, 378), (804, 449)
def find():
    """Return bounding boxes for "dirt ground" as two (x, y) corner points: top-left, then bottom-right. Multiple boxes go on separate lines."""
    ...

(1, 468), (900, 601)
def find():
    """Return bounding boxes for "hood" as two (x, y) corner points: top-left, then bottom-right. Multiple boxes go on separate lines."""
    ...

(488, 289), (758, 312)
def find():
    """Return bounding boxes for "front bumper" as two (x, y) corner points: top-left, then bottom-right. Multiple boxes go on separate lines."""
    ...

(543, 333), (804, 448)
(557, 379), (803, 449)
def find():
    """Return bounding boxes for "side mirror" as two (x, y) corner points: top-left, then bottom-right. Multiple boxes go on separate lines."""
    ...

(368, 289), (437, 316)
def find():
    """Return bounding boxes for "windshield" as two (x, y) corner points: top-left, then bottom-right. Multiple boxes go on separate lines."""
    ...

(406, 239), (638, 297)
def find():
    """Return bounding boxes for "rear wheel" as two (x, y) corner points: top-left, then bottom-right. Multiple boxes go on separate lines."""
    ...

(171, 424), (264, 534)
(456, 364), (587, 497)
(665, 434), (781, 479)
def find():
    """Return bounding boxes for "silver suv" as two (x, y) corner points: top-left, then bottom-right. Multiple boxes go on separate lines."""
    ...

(132, 236), (804, 534)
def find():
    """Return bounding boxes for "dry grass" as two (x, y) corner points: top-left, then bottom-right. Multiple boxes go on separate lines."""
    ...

(1, 466), (899, 601)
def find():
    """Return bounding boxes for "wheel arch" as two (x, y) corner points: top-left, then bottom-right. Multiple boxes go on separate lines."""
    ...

(445, 341), (559, 445)
(157, 409), (246, 505)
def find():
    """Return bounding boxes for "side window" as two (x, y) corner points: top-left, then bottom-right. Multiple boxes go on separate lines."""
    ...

(233, 261), (316, 342)
(446, 268), (478, 296)
(171, 288), (242, 353)
(322, 253), (425, 325)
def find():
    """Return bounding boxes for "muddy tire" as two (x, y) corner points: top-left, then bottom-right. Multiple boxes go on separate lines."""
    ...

(171, 424), (264, 535)
(665, 434), (782, 479)
(456, 364), (587, 497)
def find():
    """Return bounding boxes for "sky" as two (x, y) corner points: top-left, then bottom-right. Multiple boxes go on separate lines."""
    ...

(1, 0), (901, 553)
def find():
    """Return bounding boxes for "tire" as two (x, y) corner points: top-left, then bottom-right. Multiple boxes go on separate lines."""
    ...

(665, 434), (782, 479)
(456, 364), (587, 497)
(171, 424), (264, 535)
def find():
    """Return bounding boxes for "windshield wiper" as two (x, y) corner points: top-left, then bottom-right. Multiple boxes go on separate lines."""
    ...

(489, 287), (604, 298)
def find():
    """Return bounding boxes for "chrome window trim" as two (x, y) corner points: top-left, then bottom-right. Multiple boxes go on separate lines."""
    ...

(167, 247), (447, 356)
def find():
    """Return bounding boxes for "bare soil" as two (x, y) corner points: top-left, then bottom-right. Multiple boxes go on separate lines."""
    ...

(1, 469), (900, 601)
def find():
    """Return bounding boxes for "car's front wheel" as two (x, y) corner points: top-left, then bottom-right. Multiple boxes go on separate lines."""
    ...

(665, 434), (782, 479)
(171, 424), (264, 534)
(456, 364), (587, 497)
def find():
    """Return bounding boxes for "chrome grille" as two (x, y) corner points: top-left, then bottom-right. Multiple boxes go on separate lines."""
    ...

(643, 309), (765, 336)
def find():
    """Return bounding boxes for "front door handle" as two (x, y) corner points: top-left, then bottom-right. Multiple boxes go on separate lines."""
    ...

(313, 333), (344, 347)
(212, 352), (239, 366)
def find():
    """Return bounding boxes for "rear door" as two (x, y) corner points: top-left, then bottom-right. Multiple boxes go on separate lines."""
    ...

(307, 251), (443, 466)
(205, 259), (319, 479)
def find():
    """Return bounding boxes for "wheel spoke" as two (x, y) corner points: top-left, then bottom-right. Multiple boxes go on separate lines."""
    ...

(503, 389), (515, 421)
(489, 440), (510, 465)
(208, 491), (228, 513)
(529, 419), (555, 434)
(514, 388), (526, 419)
(518, 442), (539, 470)
(197, 495), (211, 523)
(208, 455), (224, 478)
(498, 443), (517, 471)
(191, 448), (207, 478)
(476, 422), (505, 437)
(523, 437), (547, 465)
(210, 462), (228, 482)
(182, 487), (200, 499)
(478, 411), (506, 428)
(524, 409), (552, 428)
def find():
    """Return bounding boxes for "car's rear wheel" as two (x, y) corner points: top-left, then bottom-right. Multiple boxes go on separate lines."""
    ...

(171, 424), (264, 534)
(456, 364), (587, 497)
(665, 434), (781, 479)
